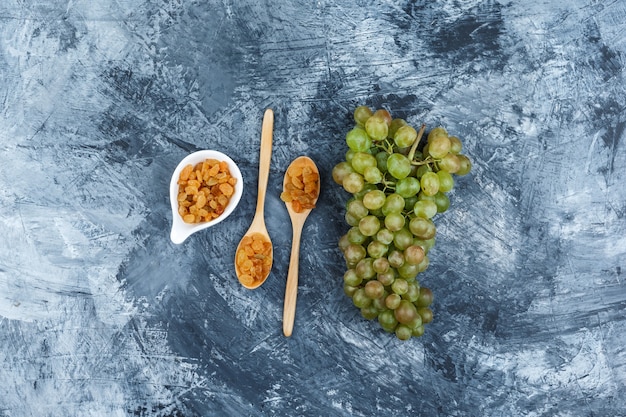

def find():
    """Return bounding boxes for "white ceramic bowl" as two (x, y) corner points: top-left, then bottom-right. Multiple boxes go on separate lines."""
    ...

(169, 150), (243, 244)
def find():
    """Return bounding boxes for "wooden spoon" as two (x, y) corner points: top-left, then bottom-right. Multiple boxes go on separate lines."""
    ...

(234, 109), (274, 289)
(282, 156), (320, 337)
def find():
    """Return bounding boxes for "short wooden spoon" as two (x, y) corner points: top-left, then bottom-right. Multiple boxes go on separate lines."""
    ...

(282, 156), (320, 336)
(234, 109), (274, 289)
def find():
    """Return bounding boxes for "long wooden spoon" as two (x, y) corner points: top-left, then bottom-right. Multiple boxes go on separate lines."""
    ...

(234, 109), (274, 289)
(282, 156), (320, 336)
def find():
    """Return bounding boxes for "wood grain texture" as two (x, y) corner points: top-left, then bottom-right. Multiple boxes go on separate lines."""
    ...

(0, 0), (625, 416)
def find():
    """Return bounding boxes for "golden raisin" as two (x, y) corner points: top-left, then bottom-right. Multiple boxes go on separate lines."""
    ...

(236, 233), (272, 285)
(177, 158), (237, 223)
(280, 161), (319, 213)
(180, 165), (193, 181)
(219, 183), (234, 197)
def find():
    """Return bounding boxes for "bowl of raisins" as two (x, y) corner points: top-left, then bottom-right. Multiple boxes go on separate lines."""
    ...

(169, 150), (243, 244)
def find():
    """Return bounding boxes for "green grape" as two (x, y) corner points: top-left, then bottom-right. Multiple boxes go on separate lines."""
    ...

(372, 293), (388, 311)
(448, 135), (462, 154)
(417, 191), (435, 202)
(397, 262), (419, 280)
(393, 227), (414, 250)
(439, 153), (460, 173)
(413, 199), (438, 219)
(456, 154), (472, 176)
(402, 282), (420, 303)
(412, 325), (425, 337)
(376, 228), (395, 245)
(346, 199), (368, 220)
(373, 109), (392, 127)
(342, 172), (365, 194)
(370, 208), (384, 218)
(384, 212), (405, 232)
(346, 127), (372, 152)
(437, 170), (454, 192)
(404, 195), (418, 212)
(417, 255), (429, 273)
(378, 309), (398, 329)
(361, 305), (379, 320)
(344, 283), (358, 297)
(409, 217), (436, 240)
(416, 287), (434, 307)
(354, 105), (373, 126)
(365, 115), (388, 141)
(417, 307), (433, 324)
(358, 215), (381, 236)
(427, 127), (447, 143)
(375, 151), (389, 172)
(332, 161), (354, 185)
(391, 278), (409, 295)
(395, 177), (420, 198)
(376, 228), (393, 245)
(355, 258), (376, 280)
(338, 234), (350, 252)
(367, 240), (388, 258)
(351, 152), (377, 174)
(433, 192), (450, 213)
(394, 300), (418, 324)
(364, 280), (385, 299)
(363, 190), (386, 210)
(343, 269), (362, 287)
(345, 149), (356, 164)
(414, 237), (435, 254)
(354, 184), (377, 201)
(420, 172), (440, 196)
(372, 257), (390, 274)
(381, 324), (397, 333)
(363, 166), (383, 184)
(394, 125), (418, 148)
(388, 250), (404, 268)
(382, 193), (405, 215)
(343, 244), (366, 264)
(389, 118), (407, 138)
(385, 293), (402, 310)
(395, 324), (412, 340)
(345, 212), (360, 227)
(352, 288), (372, 309)
(380, 323), (396, 333)
(377, 270), (395, 286)
(387, 153), (411, 179)
(347, 226), (368, 245)
(406, 313), (422, 329)
(404, 244), (425, 265)
(415, 164), (431, 179)
(428, 134), (451, 159)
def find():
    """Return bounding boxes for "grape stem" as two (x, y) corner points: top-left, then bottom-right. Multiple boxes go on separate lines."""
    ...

(411, 158), (434, 166)
(382, 175), (396, 192)
(407, 123), (426, 162)
(377, 139), (394, 154)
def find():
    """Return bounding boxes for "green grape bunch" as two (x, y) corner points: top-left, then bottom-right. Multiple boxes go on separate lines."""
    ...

(333, 105), (472, 340)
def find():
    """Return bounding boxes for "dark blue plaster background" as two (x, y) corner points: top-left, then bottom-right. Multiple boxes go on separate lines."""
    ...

(1, 1), (625, 416)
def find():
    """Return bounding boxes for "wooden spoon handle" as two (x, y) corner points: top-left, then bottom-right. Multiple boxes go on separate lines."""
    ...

(283, 221), (303, 337)
(255, 108), (274, 216)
